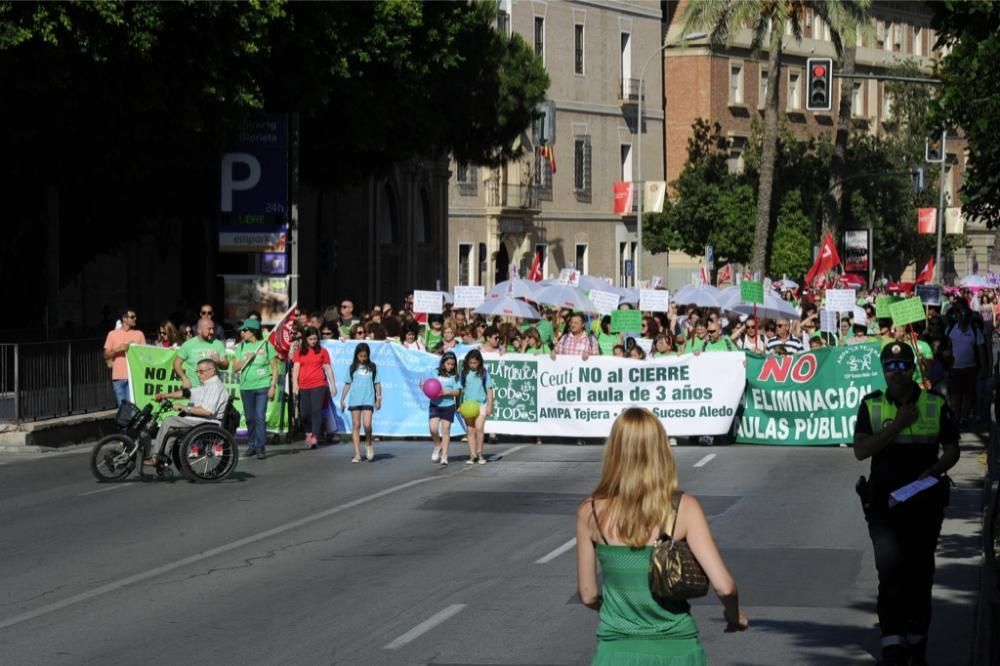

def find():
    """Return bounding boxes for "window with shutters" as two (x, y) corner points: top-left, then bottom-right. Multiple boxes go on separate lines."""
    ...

(575, 24), (585, 75)
(534, 16), (545, 61)
(575, 244), (589, 274)
(787, 70), (801, 110)
(458, 243), (473, 286)
(456, 162), (477, 196)
(574, 136), (591, 200)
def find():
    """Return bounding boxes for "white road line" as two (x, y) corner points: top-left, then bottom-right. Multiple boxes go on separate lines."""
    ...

(78, 484), (131, 497)
(0, 474), (447, 631)
(535, 537), (577, 564)
(383, 604), (467, 650)
(693, 453), (716, 468)
(492, 444), (527, 459)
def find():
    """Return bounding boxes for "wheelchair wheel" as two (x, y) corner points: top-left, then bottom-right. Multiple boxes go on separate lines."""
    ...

(90, 435), (137, 482)
(177, 425), (239, 483)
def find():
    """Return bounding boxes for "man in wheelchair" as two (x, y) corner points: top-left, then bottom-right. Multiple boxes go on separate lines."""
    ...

(145, 358), (230, 465)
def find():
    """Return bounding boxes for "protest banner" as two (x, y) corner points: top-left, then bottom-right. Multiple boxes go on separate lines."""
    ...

(824, 289), (856, 313)
(610, 310), (642, 333)
(874, 295), (900, 319)
(453, 285), (485, 309)
(413, 290), (443, 314)
(639, 289), (670, 313)
(890, 297), (926, 328)
(588, 289), (620, 316)
(736, 343), (885, 445)
(819, 309), (839, 333)
(740, 280), (764, 304)
(126, 345), (288, 432)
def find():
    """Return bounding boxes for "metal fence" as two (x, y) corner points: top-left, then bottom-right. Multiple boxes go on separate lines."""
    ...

(0, 339), (116, 423)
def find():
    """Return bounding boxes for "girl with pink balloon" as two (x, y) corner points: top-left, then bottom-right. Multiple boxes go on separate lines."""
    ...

(422, 352), (461, 465)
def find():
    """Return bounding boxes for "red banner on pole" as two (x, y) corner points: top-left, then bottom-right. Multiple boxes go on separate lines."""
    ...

(613, 181), (634, 215)
(917, 208), (936, 234)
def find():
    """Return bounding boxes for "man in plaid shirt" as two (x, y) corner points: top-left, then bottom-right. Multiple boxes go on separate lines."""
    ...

(550, 313), (597, 360)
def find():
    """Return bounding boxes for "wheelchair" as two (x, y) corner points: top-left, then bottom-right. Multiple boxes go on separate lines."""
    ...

(147, 396), (241, 483)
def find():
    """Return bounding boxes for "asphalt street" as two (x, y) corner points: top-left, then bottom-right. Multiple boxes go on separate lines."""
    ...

(0, 435), (983, 665)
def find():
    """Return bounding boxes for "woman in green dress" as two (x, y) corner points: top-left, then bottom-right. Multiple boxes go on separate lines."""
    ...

(576, 408), (748, 664)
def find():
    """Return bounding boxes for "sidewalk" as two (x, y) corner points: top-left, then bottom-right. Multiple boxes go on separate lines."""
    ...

(928, 429), (988, 665)
(0, 409), (116, 453)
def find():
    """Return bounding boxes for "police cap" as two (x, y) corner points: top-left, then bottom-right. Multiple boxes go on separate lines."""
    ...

(880, 342), (915, 364)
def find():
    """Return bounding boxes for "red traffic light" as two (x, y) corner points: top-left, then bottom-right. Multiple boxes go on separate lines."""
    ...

(812, 65), (826, 77)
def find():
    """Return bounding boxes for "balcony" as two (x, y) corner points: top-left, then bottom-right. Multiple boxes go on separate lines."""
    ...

(619, 78), (643, 105)
(486, 179), (540, 211)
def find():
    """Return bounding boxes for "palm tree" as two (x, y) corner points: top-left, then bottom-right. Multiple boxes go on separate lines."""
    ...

(683, 0), (870, 278)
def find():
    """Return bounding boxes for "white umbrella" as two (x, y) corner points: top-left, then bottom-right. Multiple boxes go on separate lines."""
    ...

(959, 275), (990, 288)
(474, 297), (540, 319)
(771, 278), (799, 290)
(608, 287), (640, 304)
(727, 291), (801, 321)
(577, 275), (615, 292)
(487, 279), (539, 300)
(673, 284), (725, 308)
(533, 284), (598, 312)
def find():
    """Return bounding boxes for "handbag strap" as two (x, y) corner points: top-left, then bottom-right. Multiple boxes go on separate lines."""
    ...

(590, 498), (609, 545)
(664, 490), (685, 540)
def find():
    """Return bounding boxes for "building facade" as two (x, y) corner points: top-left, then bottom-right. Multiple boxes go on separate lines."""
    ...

(662, 0), (987, 283)
(447, 0), (665, 291)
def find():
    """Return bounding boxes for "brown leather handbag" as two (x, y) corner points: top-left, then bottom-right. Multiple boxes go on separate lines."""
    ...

(648, 491), (709, 602)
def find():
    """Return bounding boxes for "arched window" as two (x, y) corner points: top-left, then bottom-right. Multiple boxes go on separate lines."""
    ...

(414, 188), (432, 244)
(379, 183), (399, 245)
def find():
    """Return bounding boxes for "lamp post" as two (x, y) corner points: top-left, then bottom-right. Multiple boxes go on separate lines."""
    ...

(933, 130), (947, 283)
(635, 31), (706, 286)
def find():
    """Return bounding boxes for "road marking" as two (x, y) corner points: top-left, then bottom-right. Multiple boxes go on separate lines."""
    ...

(79, 485), (131, 497)
(383, 604), (467, 650)
(0, 474), (447, 631)
(693, 454), (716, 468)
(536, 537), (577, 564)
(493, 444), (527, 459)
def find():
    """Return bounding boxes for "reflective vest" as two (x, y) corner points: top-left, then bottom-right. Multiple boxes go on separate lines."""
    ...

(864, 390), (943, 444)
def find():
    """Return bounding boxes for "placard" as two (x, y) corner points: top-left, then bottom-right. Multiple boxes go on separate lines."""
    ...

(852, 305), (868, 326)
(889, 297), (926, 328)
(740, 280), (765, 304)
(413, 290), (443, 314)
(819, 309), (839, 333)
(453, 285), (485, 309)
(610, 310), (642, 334)
(639, 289), (670, 313)
(649, 275), (664, 289)
(558, 268), (581, 286)
(588, 289), (620, 316)
(915, 284), (942, 307)
(824, 289), (857, 313)
(875, 295), (900, 319)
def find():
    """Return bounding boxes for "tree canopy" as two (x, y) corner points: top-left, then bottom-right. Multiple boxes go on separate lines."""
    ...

(931, 0), (1000, 227)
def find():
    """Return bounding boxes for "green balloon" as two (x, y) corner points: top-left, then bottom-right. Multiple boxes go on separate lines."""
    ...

(459, 400), (480, 420)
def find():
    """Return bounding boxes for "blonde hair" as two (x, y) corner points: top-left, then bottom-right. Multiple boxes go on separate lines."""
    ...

(591, 408), (678, 547)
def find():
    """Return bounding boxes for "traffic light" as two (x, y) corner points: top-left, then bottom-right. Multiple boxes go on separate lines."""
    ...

(806, 57), (833, 112)
(925, 132), (944, 163)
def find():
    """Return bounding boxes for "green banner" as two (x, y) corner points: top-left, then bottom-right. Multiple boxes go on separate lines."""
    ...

(126, 345), (288, 432)
(740, 280), (764, 304)
(484, 358), (538, 422)
(736, 343), (885, 445)
(890, 297), (925, 328)
(610, 310), (642, 333)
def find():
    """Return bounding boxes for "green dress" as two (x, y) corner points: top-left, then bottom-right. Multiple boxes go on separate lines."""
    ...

(593, 544), (707, 665)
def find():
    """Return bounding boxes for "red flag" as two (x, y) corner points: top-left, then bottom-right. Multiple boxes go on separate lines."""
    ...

(915, 256), (935, 284)
(268, 302), (299, 361)
(699, 266), (709, 285)
(539, 145), (557, 174)
(805, 233), (842, 286)
(528, 250), (543, 281)
(717, 263), (733, 285)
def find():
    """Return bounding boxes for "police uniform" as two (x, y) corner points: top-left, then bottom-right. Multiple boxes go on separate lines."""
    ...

(854, 342), (960, 665)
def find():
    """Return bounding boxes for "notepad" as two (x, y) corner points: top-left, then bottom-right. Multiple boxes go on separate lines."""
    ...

(888, 477), (939, 507)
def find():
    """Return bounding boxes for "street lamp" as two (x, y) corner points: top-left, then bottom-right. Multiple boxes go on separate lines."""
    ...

(635, 31), (706, 286)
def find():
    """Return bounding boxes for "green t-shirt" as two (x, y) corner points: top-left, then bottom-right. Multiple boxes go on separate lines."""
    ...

(683, 337), (707, 354)
(236, 340), (277, 391)
(523, 346), (547, 355)
(425, 329), (443, 350)
(596, 331), (619, 356)
(521, 320), (555, 349)
(177, 337), (226, 386)
(704, 337), (736, 352)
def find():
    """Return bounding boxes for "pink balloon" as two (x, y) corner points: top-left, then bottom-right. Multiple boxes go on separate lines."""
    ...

(422, 378), (442, 399)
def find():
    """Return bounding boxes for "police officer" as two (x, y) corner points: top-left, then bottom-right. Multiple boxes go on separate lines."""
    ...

(854, 342), (960, 665)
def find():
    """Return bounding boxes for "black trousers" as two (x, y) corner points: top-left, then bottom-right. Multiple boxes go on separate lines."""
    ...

(867, 506), (944, 639)
(299, 386), (327, 437)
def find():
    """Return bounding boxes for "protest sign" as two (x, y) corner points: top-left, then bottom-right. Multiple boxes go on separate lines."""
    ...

(558, 268), (581, 286)
(413, 290), (443, 314)
(820, 309), (839, 333)
(889, 297), (926, 328)
(610, 310), (642, 333)
(737, 343), (885, 445)
(588, 289), (620, 316)
(825, 289), (857, 313)
(126, 345), (288, 432)
(453, 285), (485, 309)
(650, 275), (664, 289)
(915, 284), (942, 307)
(740, 280), (764, 304)
(639, 289), (670, 313)
(875, 295), (900, 319)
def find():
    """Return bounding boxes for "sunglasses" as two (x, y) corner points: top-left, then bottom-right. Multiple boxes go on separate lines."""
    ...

(882, 360), (914, 373)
